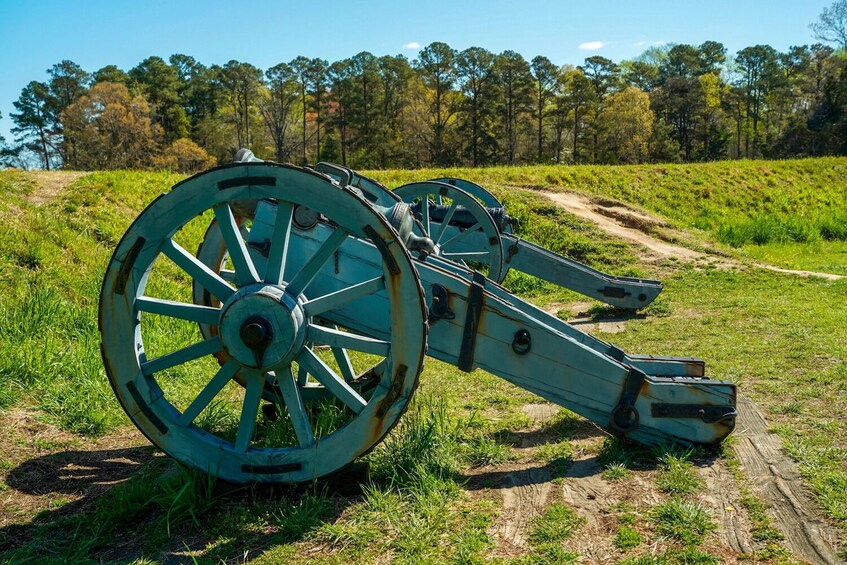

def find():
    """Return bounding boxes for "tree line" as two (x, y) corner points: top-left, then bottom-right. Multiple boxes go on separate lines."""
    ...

(3, 8), (847, 171)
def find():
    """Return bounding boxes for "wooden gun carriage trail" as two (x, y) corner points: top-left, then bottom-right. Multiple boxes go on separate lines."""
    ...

(98, 149), (737, 484)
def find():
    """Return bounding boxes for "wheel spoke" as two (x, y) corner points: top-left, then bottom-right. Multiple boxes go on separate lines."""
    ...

(303, 276), (384, 317)
(213, 204), (260, 286)
(432, 201), (459, 245)
(161, 239), (236, 302)
(297, 348), (367, 414)
(296, 364), (308, 386)
(332, 347), (357, 382)
(141, 336), (223, 375)
(136, 296), (220, 326)
(179, 359), (240, 425)
(220, 269), (236, 283)
(234, 370), (264, 452)
(421, 199), (431, 235)
(439, 222), (480, 249)
(286, 228), (349, 297)
(265, 201), (294, 285)
(276, 366), (315, 448)
(308, 324), (390, 356)
(442, 251), (490, 260)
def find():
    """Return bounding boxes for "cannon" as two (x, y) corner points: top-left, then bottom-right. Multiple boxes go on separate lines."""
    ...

(99, 154), (737, 484)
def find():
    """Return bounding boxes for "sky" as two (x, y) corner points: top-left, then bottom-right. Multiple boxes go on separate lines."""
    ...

(0, 0), (834, 145)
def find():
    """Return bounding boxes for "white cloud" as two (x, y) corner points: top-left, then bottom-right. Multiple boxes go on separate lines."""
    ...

(403, 42), (421, 49)
(579, 41), (605, 51)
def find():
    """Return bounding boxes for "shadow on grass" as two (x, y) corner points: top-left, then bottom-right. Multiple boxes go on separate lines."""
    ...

(6, 446), (156, 496)
(0, 448), (363, 562)
(0, 446), (158, 553)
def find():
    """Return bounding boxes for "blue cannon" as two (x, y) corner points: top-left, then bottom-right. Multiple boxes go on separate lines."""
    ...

(99, 153), (736, 484)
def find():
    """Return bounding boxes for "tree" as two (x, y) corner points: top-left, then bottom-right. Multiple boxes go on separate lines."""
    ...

(62, 82), (160, 169)
(349, 51), (381, 166)
(601, 86), (654, 163)
(812, 1), (847, 49)
(154, 138), (216, 172)
(560, 68), (593, 163)
(47, 60), (91, 165)
(10, 81), (58, 169)
(415, 42), (458, 165)
(259, 63), (299, 162)
(308, 58), (329, 161)
(327, 59), (354, 165)
(216, 61), (263, 151)
(170, 54), (218, 127)
(0, 111), (12, 168)
(47, 61), (90, 114)
(457, 47), (498, 166)
(93, 65), (129, 86)
(735, 45), (781, 156)
(130, 57), (190, 141)
(290, 56), (312, 164)
(496, 50), (533, 164)
(530, 55), (558, 162)
(580, 56), (620, 161)
(376, 55), (415, 167)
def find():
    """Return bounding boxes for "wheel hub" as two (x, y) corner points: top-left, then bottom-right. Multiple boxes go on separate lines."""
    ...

(218, 284), (307, 369)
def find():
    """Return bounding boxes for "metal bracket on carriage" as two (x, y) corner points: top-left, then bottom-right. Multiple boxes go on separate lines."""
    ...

(651, 403), (738, 424)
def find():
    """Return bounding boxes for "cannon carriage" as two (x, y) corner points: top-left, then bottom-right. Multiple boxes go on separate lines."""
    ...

(99, 154), (736, 484)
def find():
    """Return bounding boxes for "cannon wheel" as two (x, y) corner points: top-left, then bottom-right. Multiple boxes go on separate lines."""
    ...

(100, 162), (427, 484)
(394, 181), (507, 283)
(193, 213), (383, 405)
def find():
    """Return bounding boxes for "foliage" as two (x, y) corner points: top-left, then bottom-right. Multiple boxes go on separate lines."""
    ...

(62, 82), (161, 170)
(153, 138), (217, 173)
(10, 5), (847, 171)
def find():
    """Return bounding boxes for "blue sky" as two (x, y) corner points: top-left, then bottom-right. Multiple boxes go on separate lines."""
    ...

(0, 0), (833, 144)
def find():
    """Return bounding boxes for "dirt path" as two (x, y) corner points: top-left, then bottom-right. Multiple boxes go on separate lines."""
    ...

(539, 190), (843, 281)
(734, 396), (843, 564)
(23, 171), (88, 205)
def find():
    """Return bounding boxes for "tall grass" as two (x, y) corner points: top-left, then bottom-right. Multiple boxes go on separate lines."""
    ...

(716, 210), (847, 247)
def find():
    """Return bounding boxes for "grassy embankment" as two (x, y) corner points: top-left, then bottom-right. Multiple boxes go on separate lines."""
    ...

(368, 157), (847, 275)
(0, 158), (844, 563)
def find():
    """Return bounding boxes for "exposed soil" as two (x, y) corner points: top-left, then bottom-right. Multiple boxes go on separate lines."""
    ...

(23, 170), (88, 205)
(539, 189), (844, 281)
(734, 396), (843, 564)
(544, 301), (630, 334)
(541, 190), (706, 262)
(467, 404), (763, 563)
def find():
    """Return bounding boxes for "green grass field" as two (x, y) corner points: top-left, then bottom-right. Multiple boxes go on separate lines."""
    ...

(0, 159), (845, 563)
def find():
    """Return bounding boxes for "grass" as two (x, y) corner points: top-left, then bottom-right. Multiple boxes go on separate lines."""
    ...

(1, 159), (846, 562)
(650, 498), (716, 546)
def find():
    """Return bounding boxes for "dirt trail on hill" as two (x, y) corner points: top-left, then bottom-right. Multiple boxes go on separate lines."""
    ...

(538, 190), (843, 281)
(23, 171), (88, 205)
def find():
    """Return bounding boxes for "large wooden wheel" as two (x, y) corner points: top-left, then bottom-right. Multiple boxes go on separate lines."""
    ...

(100, 163), (427, 483)
(394, 181), (507, 283)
